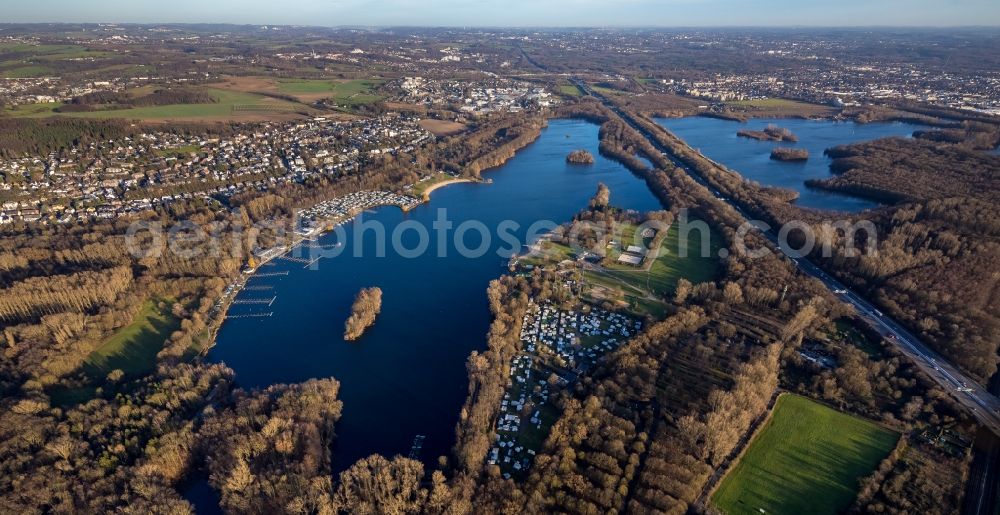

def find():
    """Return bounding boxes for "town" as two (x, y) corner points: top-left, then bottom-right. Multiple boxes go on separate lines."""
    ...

(397, 77), (557, 114)
(0, 115), (432, 224)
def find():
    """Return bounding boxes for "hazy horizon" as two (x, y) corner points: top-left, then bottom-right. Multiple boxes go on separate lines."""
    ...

(5, 0), (1000, 28)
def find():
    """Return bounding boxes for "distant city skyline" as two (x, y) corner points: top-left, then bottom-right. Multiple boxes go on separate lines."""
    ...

(5, 0), (1000, 27)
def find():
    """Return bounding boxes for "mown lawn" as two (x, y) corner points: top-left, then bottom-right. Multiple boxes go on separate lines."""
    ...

(712, 394), (899, 515)
(83, 300), (181, 378)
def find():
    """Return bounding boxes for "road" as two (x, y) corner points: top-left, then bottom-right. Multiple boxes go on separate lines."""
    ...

(964, 428), (1000, 515)
(572, 78), (1000, 435)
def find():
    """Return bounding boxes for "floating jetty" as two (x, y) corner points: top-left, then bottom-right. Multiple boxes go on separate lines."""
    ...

(251, 271), (289, 278)
(225, 312), (274, 319)
(408, 435), (426, 460)
(244, 285), (273, 291)
(279, 255), (312, 264)
(232, 296), (277, 307)
(301, 242), (342, 251)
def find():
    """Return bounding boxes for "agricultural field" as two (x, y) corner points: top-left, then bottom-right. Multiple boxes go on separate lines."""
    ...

(1, 87), (309, 121)
(0, 43), (107, 59)
(725, 98), (837, 117)
(1, 64), (53, 78)
(418, 118), (467, 136)
(83, 300), (181, 378)
(328, 78), (384, 106)
(712, 394), (899, 515)
(0, 43), (113, 78)
(275, 78), (340, 102)
(213, 75), (383, 106)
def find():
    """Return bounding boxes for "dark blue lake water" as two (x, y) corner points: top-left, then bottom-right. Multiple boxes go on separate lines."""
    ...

(654, 116), (928, 212)
(207, 119), (662, 474)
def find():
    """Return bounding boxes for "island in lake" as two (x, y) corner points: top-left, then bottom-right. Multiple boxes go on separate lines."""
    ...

(344, 287), (383, 341)
(738, 124), (799, 142)
(566, 149), (595, 164)
(771, 147), (810, 161)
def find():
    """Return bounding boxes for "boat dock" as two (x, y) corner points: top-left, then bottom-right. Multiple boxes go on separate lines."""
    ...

(302, 242), (341, 250)
(278, 255), (311, 264)
(244, 285), (273, 291)
(408, 435), (426, 460)
(250, 271), (289, 278)
(225, 312), (274, 319)
(232, 296), (277, 307)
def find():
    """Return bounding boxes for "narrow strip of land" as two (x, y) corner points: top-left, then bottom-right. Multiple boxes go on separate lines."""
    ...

(572, 77), (1000, 435)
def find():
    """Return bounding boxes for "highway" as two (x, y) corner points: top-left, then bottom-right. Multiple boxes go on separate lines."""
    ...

(573, 78), (1000, 435)
(964, 429), (1000, 515)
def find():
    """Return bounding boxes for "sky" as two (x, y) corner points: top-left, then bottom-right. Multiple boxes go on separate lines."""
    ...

(4, 0), (1000, 27)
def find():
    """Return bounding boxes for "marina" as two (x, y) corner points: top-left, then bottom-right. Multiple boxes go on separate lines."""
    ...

(225, 312), (274, 319)
(210, 119), (664, 473)
(231, 296), (277, 306)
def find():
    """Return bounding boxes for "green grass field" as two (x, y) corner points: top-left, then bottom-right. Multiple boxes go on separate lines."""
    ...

(593, 221), (720, 295)
(726, 98), (836, 116)
(559, 84), (584, 97)
(712, 395), (899, 515)
(730, 98), (807, 108)
(277, 78), (383, 104)
(522, 220), (720, 317)
(2, 88), (303, 120)
(82, 300), (181, 378)
(591, 85), (622, 96)
(1, 65), (53, 78)
(331, 79), (384, 105)
(3, 101), (62, 116)
(278, 78), (337, 94)
(0, 43), (111, 69)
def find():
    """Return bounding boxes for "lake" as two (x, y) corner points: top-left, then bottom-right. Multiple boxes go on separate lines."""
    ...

(207, 119), (663, 474)
(654, 116), (928, 212)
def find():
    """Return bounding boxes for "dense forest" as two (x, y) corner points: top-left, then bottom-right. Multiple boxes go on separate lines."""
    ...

(808, 137), (1000, 381)
(630, 108), (1000, 384)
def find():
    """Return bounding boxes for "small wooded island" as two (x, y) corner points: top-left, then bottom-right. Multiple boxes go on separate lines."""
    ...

(344, 287), (383, 341)
(566, 149), (595, 164)
(770, 147), (810, 161)
(738, 124), (799, 142)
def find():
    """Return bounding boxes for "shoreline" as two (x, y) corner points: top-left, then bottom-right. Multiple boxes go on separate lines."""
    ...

(206, 176), (490, 350)
(201, 116), (558, 356)
(420, 177), (479, 201)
